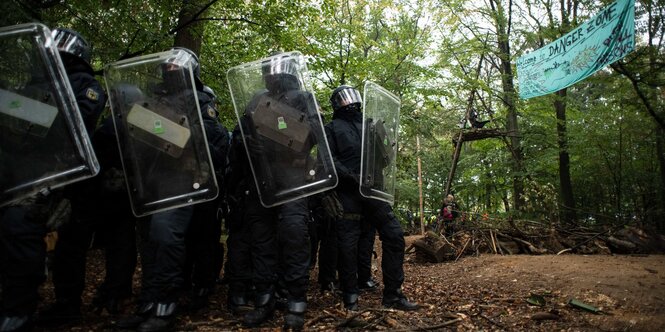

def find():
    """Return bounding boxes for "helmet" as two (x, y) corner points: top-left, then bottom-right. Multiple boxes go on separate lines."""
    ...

(51, 28), (92, 63)
(170, 47), (201, 83)
(202, 85), (216, 100)
(159, 47), (202, 91)
(261, 52), (300, 93)
(261, 54), (298, 78)
(330, 85), (362, 112)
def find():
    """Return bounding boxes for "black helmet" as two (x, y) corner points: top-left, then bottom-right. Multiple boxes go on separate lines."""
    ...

(261, 52), (300, 93)
(261, 53), (298, 78)
(51, 28), (92, 64)
(202, 85), (216, 100)
(159, 47), (203, 90)
(330, 85), (362, 112)
(170, 47), (201, 83)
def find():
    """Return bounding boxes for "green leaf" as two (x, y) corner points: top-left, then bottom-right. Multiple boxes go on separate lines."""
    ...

(526, 294), (546, 306)
(568, 299), (601, 314)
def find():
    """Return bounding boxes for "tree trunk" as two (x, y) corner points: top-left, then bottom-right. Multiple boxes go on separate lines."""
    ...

(172, 0), (210, 54)
(657, 127), (665, 230)
(489, 0), (524, 212)
(554, 89), (577, 224)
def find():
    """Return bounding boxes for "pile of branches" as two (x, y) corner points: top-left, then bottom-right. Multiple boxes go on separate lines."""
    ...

(408, 219), (665, 263)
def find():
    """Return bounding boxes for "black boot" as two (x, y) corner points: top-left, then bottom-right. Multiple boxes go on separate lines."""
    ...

(137, 302), (177, 332)
(283, 301), (306, 331)
(243, 292), (275, 327)
(228, 294), (252, 316)
(342, 293), (359, 311)
(37, 300), (81, 326)
(0, 315), (31, 332)
(274, 286), (289, 311)
(358, 278), (378, 292)
(382, 289), (419, 311)
(188, 287), (211, 312)
(115, 302), (154, 329)
(92, 289), (131, 315)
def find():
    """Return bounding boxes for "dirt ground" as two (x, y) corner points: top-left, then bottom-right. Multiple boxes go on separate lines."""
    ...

(36, 235), (665, 331)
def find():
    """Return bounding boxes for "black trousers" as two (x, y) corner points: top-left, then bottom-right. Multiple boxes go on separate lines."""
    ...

(225, 196), (310, 301)
(357, 225), (376, 284)
(52, 193), (136, 305)
(137, 206), (193, 303)
(0, 200), (51, 315)
(314, 214), (338, 286)
(336, 188), (405, 296)
(184, 199), (223, 290)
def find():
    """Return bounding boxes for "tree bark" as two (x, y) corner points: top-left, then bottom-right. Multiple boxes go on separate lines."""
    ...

(554, 89), (577, 224)
(489, 0), (524, 212)
(657, 127), (665, 230)
(173, 0), (211, 54)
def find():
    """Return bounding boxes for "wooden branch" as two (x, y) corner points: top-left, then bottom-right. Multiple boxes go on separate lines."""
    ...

(455, 238), (471, 261)
(388, 317), (463, 331)
(496, 231), (547, 254)
(489, 229), (498, 254)
(169, 0), (219, 35)
(337, 308), (396, 328)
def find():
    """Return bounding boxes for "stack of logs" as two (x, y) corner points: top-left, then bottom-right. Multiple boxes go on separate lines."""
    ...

(407, 222), (665, 263)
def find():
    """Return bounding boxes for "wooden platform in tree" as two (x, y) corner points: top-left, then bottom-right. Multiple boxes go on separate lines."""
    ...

(452, 128), (512, 144)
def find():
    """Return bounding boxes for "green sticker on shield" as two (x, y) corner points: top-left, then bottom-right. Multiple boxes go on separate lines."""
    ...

(277, 116), (287, 130)
(153, 119), (164, 134)
(9, 100), (20, 109)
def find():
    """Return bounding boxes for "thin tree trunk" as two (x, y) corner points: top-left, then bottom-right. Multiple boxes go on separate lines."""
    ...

(417, 136), (425, 235)
(554, 89), (577, 224)
(489, 0), (524, 212)
(657, 127), (665, 230)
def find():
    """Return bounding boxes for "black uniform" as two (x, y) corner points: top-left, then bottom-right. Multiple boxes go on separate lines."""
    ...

(116, 84), (229, 332)
(0, 53), (106, 329)
(225, 74), (312, 329)
(136, 89), (228, 304)
(324, 95), (417, 311)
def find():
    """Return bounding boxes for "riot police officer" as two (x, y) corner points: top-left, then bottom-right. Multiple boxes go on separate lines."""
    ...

(324, 85), (419, 311)
(114, 47), (229, 332)
(37, 31), (140, 326)
(0, 27), (106, 331)
(38, 115), (139, 325)
(225, 53), (315, 330)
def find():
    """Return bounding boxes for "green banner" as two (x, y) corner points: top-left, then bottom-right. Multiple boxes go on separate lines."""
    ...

(516, 0), (635, 99)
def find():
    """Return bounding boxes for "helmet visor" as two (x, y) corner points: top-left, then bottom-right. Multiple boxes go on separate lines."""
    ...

(332, 87), (362, 109)
(51, 29), (90, 63)
(262, 57), (298, 77)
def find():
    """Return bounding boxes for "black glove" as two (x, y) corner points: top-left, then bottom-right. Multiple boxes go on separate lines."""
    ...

(321, 191), (344, 220)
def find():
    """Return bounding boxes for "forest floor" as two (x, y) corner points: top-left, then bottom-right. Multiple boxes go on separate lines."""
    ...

(36, 235), (665, 331)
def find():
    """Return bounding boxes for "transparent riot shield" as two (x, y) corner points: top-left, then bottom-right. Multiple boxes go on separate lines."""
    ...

(360, 81), (400, 205)
(226, 51), (337, 207)
(0, 23), (99, 207)
(104, 49), (217, 216)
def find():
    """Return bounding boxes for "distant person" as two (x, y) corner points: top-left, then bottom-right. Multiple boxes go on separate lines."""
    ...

(440, 194), (460, 237)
